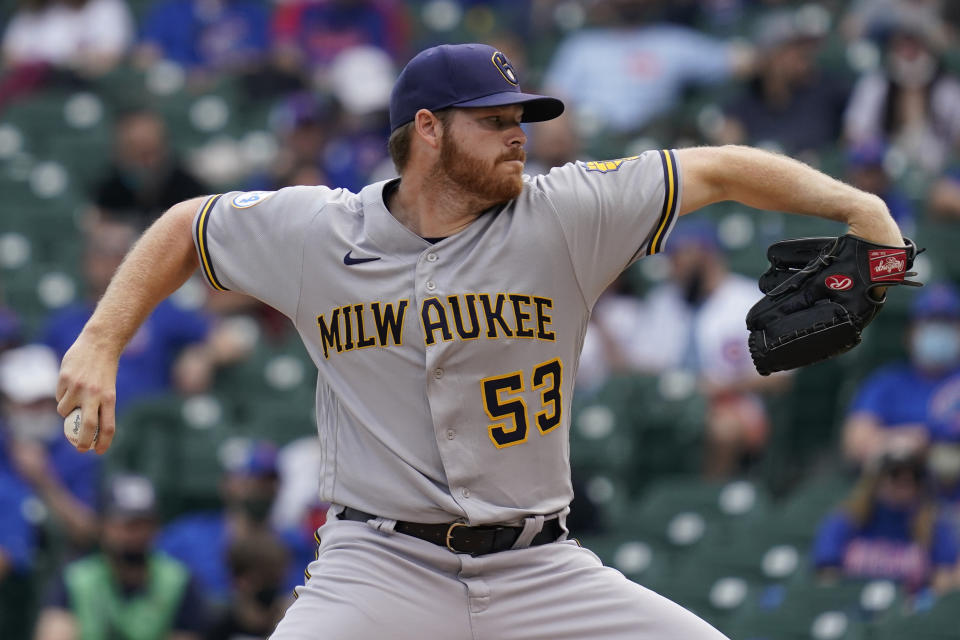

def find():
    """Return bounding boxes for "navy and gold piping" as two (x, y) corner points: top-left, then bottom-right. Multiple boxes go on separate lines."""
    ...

(648, 149), (679, 255)
(194, 194), (229, 291)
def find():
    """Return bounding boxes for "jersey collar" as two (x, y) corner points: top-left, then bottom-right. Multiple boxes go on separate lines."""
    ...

(360, 178), (435, 257)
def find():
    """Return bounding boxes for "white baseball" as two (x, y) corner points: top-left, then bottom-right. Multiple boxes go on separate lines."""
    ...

(64, 408), (99, 448)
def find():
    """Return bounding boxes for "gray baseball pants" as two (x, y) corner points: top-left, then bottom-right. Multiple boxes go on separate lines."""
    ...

(270, 516), (729, 640)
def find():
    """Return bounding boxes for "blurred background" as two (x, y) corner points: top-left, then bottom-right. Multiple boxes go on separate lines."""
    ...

(2, 0), (960, 639)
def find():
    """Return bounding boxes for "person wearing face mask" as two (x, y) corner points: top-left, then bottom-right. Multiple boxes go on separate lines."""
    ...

(843, 283), (960, 467)
(0, 345), (99, 551)
(618, 218), (791, 477)
(33, 474), (209, 640)
(812, 446), (959, 594)
(844, 10), (960, 175)
(155, 441), (314, 606)
(92, 110), (209, 227)
(206, 530), (292, 640)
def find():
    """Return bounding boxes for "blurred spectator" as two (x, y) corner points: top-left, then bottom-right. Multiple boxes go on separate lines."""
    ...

(813, 447), (958, 593)
(265, 69), (392, 192)
(155, 441), (314, 604)
(1, 0), (132, 74)
(273, 436), (328, 537)
(845, 139), (915, 232)
(843, 283), (960, 466)
(33, 474), (208, 640)
(261, 92), (335, 190)
(929, 437), (960, 537)
(543, 0), (754, 135)
(625, 219), (788, 477)
(715, 9), (849, 155)
(841, 0), (953, 48)
(0, 305), (22, 355)
(205, 530), (291, 640)
(271, 0), (409, 79)
(523, 112), (582, 177)
(92, 109), (209, 227)
(40, 218), (230, 414)
(928, 166), (960, 220)
(0, 345), (99, 551)
(136, 0), (269, 72)
(844, 11), (960, 174)
(575, 276), (648, 395)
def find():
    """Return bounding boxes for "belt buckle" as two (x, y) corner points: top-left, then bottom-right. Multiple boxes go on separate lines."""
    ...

(445, 522), (467, 553)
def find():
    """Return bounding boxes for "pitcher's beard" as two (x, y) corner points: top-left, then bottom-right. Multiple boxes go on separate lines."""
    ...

(436, 136), (525, 204)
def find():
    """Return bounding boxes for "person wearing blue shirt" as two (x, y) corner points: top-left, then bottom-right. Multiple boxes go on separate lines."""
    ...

(813, 448), (959, 594)
(137, 0), (270, 71)
(156, 441), (314, 603)
(543, 2), (754, 135)
(843, 283), (960, 465)
(41, 218), (212, 416)
(0, 345), (100, 553)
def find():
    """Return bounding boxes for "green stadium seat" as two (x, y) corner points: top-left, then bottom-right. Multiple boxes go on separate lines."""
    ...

(869, 590), (960, 640)
(110, 394), (239, 518)
(577, 534), (672, 591)
(655, 555), (756, 635)
(612, 477), (771, 561)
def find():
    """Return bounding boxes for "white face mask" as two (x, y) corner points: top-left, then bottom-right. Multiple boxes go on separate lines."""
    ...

(911, 322), (960, 371)
(929, 445), (960, 483)
(888, 48), (938, 89)
(6, 407), (61, 443)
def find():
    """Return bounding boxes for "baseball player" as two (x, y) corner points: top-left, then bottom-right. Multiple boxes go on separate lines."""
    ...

(57, 43), (906, 639)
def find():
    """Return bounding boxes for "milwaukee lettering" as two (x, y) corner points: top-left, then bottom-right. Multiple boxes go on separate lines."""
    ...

(315, 293), (556, 359)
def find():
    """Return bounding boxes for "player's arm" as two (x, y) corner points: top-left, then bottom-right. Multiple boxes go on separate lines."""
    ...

(675, 145), (903, 247)
(56, 197), (207, 454)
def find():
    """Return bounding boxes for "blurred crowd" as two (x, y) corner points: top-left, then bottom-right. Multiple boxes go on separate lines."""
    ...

(3, 0), (960, 637)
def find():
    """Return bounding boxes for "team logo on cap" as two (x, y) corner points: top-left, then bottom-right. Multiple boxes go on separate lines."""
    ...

(232, 191), (274, 209)
(492, 51), (519, 86)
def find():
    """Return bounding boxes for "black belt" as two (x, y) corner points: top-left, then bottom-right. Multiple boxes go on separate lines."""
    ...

(338, 507), (563, 556)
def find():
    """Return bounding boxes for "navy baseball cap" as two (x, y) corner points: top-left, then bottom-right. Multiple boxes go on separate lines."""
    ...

(389, 43), (564, 132)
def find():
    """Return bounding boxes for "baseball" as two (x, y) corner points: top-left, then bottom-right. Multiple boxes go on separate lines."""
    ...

(64, 408), (98, 447)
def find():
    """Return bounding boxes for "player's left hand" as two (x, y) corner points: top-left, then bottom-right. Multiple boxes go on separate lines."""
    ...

(746, 234), (922, 375)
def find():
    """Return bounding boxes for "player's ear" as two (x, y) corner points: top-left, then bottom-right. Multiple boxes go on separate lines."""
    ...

(414, 109), (444, 150)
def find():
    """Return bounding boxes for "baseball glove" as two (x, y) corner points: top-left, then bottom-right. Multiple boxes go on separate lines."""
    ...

(746, 234), (922, 375)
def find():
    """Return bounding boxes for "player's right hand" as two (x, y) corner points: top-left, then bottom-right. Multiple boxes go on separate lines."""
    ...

(55, 335), (120, 454)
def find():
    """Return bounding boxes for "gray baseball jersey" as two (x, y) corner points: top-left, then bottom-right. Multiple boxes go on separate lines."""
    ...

(192, 149), (680, 526)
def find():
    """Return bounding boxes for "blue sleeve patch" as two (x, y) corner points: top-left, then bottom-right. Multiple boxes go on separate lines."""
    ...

(232, 191), (275, 208)
(581, 155), (640, 173)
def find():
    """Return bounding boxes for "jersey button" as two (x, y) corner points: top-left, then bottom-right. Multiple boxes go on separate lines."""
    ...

(434, 368), (444, 379)
(426, 253), (438, 262)
(426, 280), (436, 291)
(461, 487), (470, 499)
(446, 429), (456, 440)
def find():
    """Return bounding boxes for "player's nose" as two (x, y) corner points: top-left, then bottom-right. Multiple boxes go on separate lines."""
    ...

(506, 124), (526, 147)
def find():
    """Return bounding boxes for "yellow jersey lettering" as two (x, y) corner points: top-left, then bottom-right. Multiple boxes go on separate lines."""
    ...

(480, 293), (513, 339)
(421, 298), (453, 346)
(371, 300), (408, 347)
(354, 304), (376, 349)
(509, 294), (534, 338)
(316, 308), (342, 359)
(533, 297), (556, 341)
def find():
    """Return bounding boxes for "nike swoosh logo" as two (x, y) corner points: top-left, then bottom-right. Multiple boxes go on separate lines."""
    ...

(343, 251), (381, 265)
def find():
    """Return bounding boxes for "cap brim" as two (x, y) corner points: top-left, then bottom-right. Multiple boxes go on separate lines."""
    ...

(453, 91), (565, 122)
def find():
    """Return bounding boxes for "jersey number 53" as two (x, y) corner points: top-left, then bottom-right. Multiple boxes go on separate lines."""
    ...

(481, 359), (563, 448)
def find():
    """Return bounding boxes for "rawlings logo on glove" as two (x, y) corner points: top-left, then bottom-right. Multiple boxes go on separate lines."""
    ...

(746, 235), (922, 375)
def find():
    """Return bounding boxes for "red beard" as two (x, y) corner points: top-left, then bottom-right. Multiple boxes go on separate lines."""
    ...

(437, 135), (526, 204)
